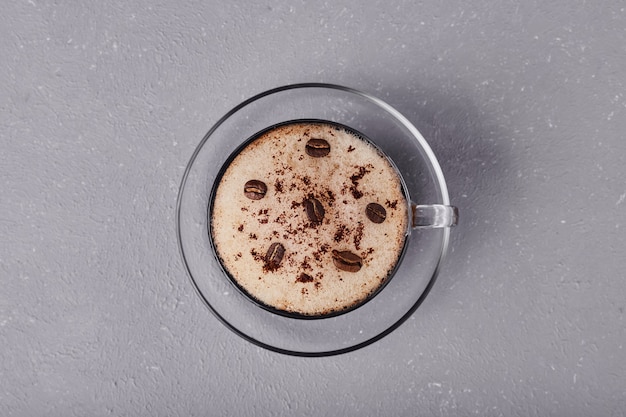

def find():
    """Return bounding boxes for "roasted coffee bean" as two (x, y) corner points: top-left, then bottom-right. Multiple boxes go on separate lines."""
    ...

(244, 180), (267, 200)
(305, 138), (331, 157)
(331, 250), (362, 273)
(305, 197), (325, 223)
(264, 242), (285, 270)
(365, 202), (387, 223)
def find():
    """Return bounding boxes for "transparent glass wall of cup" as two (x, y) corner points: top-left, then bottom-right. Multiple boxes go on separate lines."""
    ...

(177, 84), (458, 356)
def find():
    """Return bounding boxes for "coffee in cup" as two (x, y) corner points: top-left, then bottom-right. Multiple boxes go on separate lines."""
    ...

(210, 120), (409, 317)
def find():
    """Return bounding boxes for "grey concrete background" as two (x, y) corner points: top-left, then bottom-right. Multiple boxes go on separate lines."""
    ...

(1, 0), (625, 415)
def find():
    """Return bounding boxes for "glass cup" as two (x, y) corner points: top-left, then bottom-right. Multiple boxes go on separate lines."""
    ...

(177, 84), (458, 356)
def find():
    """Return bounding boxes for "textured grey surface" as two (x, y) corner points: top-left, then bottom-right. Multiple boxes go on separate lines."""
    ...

(2, 0), (626, 415)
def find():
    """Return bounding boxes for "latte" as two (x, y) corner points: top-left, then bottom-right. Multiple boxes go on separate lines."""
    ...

(210, 121), (408, 317)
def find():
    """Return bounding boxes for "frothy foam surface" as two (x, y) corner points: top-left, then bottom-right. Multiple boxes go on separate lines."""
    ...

(211, 121), (408, 316)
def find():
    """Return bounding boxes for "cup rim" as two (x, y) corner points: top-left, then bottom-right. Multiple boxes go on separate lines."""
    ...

(176, 83), (452, 356)
(208, 118), (412, 320)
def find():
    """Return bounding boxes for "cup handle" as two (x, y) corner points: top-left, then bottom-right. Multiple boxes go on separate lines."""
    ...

(411, 204), (459, 228)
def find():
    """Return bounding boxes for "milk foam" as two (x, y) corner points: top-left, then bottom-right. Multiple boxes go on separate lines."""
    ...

(211, 121), (408, 316)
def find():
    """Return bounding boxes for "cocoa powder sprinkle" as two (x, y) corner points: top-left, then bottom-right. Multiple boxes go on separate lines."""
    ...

(296, 273), (315, 283)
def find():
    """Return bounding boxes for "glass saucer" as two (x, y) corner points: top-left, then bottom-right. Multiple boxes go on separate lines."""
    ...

(177, 83), (452, 356)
